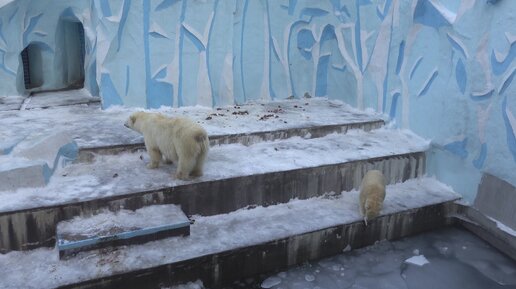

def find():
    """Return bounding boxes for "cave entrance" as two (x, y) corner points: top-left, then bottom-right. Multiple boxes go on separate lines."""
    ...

(56, 20), (86, 91)
(21, 20), (85, 94)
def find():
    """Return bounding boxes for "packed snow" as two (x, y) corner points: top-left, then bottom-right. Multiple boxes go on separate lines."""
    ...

(0, 127), (429, 212)
(488, 217), (516, 237)
(0, 178), (459, 289)
(0, 97), (382, 150)
(57, 205), (188, 241)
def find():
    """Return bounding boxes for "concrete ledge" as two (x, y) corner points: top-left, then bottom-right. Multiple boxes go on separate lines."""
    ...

(56, 202), (456, 289)
(76, 120), (384, 163)
(57, 205), (190, 259)
(0, 152), (425, 253)
(450, 203), (516, 261)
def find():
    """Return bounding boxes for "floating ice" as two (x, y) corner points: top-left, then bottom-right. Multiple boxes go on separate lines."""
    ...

(405, 255), (429, 266)
(304, 274), (315, 282)
(261, 276), (282, 288)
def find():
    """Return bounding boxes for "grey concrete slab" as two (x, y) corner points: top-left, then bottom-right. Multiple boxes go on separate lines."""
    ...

(474, 173), (516, 231)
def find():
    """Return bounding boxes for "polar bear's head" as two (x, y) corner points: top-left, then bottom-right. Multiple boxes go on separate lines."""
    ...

(124, 112), (147, 133)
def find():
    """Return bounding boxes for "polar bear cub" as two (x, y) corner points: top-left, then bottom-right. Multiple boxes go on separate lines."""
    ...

(125, 112), (209, 180)
(359, 170), (386, 225)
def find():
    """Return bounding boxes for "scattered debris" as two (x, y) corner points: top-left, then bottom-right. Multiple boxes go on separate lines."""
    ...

(268, 108), (284, 114)
(259, 114), (276, 121)
(205, 116), (212, 120)
(112, 173), (118, 178)
(232, 110), (249, 116)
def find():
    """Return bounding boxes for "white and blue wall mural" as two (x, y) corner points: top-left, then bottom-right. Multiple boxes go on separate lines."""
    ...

(0, 0), (514, 200)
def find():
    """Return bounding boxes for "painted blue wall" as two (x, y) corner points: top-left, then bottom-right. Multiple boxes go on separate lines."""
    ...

(0, 0), (514, 201)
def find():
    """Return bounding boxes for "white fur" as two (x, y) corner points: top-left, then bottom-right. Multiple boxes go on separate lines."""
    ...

(125, 112), (209, 180)
(359, 170), (386, 225)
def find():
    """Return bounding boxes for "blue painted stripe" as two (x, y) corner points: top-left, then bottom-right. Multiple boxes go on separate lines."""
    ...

(499, 68), (516, 95)
(288, 0), (297, 15)
(389, 92), (400, 119)
(265, 0), (276, 100)
(57, 222), (190, 251)
(100, 0), (112, 17)
(491, 42), (516, 76)
(443, 138), (469, 159)
(207, 0), (219, 106)
(410, 57), (423, 80)
(156, 0), (181, 11)
(455, 58), (467, 94)
(125, 65), (130, 96)
(446, 34), (467, 58)
(383, 17), (395, 113)
(287, 20), (310, 97)
(502, 95), (516, 162)
(183, 26), (206, 51)
(177, 0), (188, 107)
(418, 70), (438, 97)
(395, 41), (405, 75)
(472, 143), (487, 169)
(354, 0), (363, 72)
(470, 89), (494, 102)
(315, 54), (330, 97)
(143, 0), (151, 107)
(0, 19), (6, 45)
(101, 73), (124, 108)
(117, 0), (132, 52)
(239, 0), (249, 102)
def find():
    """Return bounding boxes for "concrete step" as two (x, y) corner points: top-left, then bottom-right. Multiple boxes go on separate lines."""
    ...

(0, 178), (461, 289)
(57, 205), (190, 259)
(0, 128), (428, 253)
(77, 120), (383, 163)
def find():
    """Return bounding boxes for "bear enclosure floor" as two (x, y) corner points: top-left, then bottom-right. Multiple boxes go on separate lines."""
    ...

(225, 227), (516, 289)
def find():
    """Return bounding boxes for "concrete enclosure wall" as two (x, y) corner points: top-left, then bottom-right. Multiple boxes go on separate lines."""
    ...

(0, 0), (514, 201)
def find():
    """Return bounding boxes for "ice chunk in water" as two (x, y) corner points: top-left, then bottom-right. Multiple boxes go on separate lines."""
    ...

(261, 276), (282, 288)
(304, 274), (315, 282)
(405, 255), (429, 266)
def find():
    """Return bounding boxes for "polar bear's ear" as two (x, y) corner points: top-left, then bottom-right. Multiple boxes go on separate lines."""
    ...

(130, 114), (137, 125)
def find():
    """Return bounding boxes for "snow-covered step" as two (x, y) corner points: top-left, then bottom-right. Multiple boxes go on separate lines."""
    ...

(0, 97), (383, 162)
(25, 89), (101, 110)
(0, 178), (461, 289)
(77, 120), (383, 162)
(57, 205), (190, 259)
(0, 128), (428, 252)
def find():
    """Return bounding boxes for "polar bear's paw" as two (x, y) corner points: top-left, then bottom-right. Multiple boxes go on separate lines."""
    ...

(147, 162), (159, 169)
(175, 171), (190, 180)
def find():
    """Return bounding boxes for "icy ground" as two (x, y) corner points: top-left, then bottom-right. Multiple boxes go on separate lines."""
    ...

(0, 97), (381, 150)
(0, 127), (428, 212)
(191, 228), (516, 289)
(0, 178), (459, 289)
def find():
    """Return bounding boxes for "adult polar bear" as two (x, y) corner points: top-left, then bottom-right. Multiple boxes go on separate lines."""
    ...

(125, 112), (209, 180)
